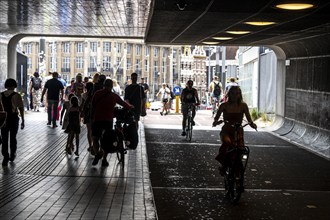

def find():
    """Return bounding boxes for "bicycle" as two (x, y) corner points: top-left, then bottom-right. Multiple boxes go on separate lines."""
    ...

(184, 103), (195, 141)
(113, 108), (136, 166)
(211, 97), (219, 117)
(213, 120), (255, 204)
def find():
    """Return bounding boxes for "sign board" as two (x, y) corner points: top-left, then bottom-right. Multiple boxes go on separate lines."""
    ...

(173, 86), (182, 96)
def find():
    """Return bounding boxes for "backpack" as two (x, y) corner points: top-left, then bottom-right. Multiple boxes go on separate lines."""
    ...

(170, 91), (175, 100)
(1, 92), (16, 124)
(213, 82), (221, 96)
(32, 77), (42, 90)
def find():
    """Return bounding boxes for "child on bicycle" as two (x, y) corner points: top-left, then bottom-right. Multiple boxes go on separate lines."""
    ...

(212, 86), (257, 175)
(180, 80), (200, 136)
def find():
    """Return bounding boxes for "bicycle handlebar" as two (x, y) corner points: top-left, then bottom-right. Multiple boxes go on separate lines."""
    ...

(212, 120), (257, 131)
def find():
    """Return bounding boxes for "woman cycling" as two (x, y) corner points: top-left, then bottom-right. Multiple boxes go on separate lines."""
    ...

(212, 86), (257, 175)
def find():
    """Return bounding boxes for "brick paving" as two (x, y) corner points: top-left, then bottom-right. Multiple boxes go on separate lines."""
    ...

(0, 110), (157, 220)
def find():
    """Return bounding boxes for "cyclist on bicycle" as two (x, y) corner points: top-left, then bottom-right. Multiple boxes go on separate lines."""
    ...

(209, 76), (222, 115)
(212, 86), (257, 175)
(180, 80), (200, 136)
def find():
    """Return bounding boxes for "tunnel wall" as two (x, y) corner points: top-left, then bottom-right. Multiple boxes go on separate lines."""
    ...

(273, 34), (330, 159)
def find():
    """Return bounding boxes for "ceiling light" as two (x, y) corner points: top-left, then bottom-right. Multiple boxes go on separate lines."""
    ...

(202, 41), (219, 45)
(212, 37), (233, 40)
(226, 31), (251, 35)
(244, 21), (276, 26)
(275, 3), (314, 10)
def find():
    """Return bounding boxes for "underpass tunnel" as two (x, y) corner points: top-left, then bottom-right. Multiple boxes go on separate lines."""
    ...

(0, 0), (329, 159)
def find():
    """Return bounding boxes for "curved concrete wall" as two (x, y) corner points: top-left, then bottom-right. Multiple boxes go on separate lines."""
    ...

(273, 34), (330, 158)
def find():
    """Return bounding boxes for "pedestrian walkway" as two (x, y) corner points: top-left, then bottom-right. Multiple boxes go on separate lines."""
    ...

(0, 110), (157, 220)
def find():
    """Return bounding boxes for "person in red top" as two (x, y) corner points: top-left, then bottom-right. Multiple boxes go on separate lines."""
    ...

(91, 79), (133, 166)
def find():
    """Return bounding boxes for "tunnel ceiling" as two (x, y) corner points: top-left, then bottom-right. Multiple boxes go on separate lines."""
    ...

(0, 0), (329, 47)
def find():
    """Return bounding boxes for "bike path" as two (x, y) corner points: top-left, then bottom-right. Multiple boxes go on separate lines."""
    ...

(145, 126), (330, 219)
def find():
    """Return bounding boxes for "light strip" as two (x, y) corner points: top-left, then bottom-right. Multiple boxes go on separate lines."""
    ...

(212, 37), (233, 40)
(276, 3), (314, 10)
(244, 21), (275, 26)
(202, 41), (219, 45)
(226, 31), (251, 35)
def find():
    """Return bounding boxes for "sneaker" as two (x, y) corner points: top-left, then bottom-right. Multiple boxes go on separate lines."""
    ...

(9, 153), (16, 162)
(192, 120), (195, 126)
(66, 147), (72, 155)
(181, 131), (186, 136)
(160, 112), (163, 116)
(101, 159), (109, 167)
(52, 124), (58, 128)
(74, 151), (79, 157)
(92, 155), (101, 166)
(47, 122), (51, 126)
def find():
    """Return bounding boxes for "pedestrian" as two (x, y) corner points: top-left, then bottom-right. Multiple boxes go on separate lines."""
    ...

(91, 79), (133, 166)
(124, 73), (146, 126)
(64, 96), (81, 156)
(140, 77), (149, 115)
(72, 73), (84, 104)
(156, 83), (170, 116)
(80, 82), (94, 153)
(60, 93), (75, 130)
(1, 78), (25, 166)
(29, 72), (42, 111)
(41, 72), (64, 128)
(112, 79), (121, 96)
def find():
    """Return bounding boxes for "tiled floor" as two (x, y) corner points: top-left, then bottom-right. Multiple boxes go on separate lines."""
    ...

(0, 110), (157, 220)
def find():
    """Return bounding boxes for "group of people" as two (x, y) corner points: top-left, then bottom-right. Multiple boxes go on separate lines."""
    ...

(39, 72), (149, 167)
(1, 72), (257, 175)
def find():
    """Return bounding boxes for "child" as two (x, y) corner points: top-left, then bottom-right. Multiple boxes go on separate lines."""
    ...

(64, 96), (81, 156)
(60, 93), (74, 129)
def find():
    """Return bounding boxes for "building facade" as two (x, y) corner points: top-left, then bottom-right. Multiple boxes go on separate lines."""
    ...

(18, 37), (181, 99)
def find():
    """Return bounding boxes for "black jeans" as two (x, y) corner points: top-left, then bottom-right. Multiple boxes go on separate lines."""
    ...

(1, 115), (19, 160)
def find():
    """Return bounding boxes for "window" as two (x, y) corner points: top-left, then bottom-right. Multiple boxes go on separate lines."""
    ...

(162, 61), (166, 73)
(127, 44), (132, 54)
(127, 58), (131, 69)
(90, 56), (97, 68)
(24, 43), (32, 54)
(49, 43), (57, 53)
(145, 46), (150, 56)
(27, 57), (32, 69)
(63, 42), (70, 53)
(90, 42), (97, 53)
(136, 45), (141, 55)
(76, 42), (84, 53)
(162, 48), (167, 58)
(49, 57), (57, 70)
(63, 57), (70, 69)
(76, 57), (83, 69)
(144, 60), (148, 71)
(103, 56), (111, 70)
(136, 59), (141, 70)
(103, 42), (111, 52)
(154, 61), (158, 72)
(116, 43), (122, 53)
(116, 57), (122, 68)
(154, 47), (159, 57)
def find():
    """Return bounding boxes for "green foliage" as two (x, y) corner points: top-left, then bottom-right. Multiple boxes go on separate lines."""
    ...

(250, 108), (261, 121)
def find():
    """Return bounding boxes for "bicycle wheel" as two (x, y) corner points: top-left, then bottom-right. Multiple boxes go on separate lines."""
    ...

(186, 116), (192, 141)
(116, 135), (125, 166)
(224, 166), (243, 204)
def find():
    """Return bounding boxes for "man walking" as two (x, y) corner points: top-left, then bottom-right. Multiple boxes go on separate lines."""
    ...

(41, 72), (64, 128)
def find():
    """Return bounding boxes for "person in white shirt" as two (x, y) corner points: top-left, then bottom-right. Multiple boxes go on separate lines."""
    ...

(156, 83), (170, 116)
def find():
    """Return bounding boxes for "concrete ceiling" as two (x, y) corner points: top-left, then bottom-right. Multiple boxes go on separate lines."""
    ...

(0, 0), (330, 47)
